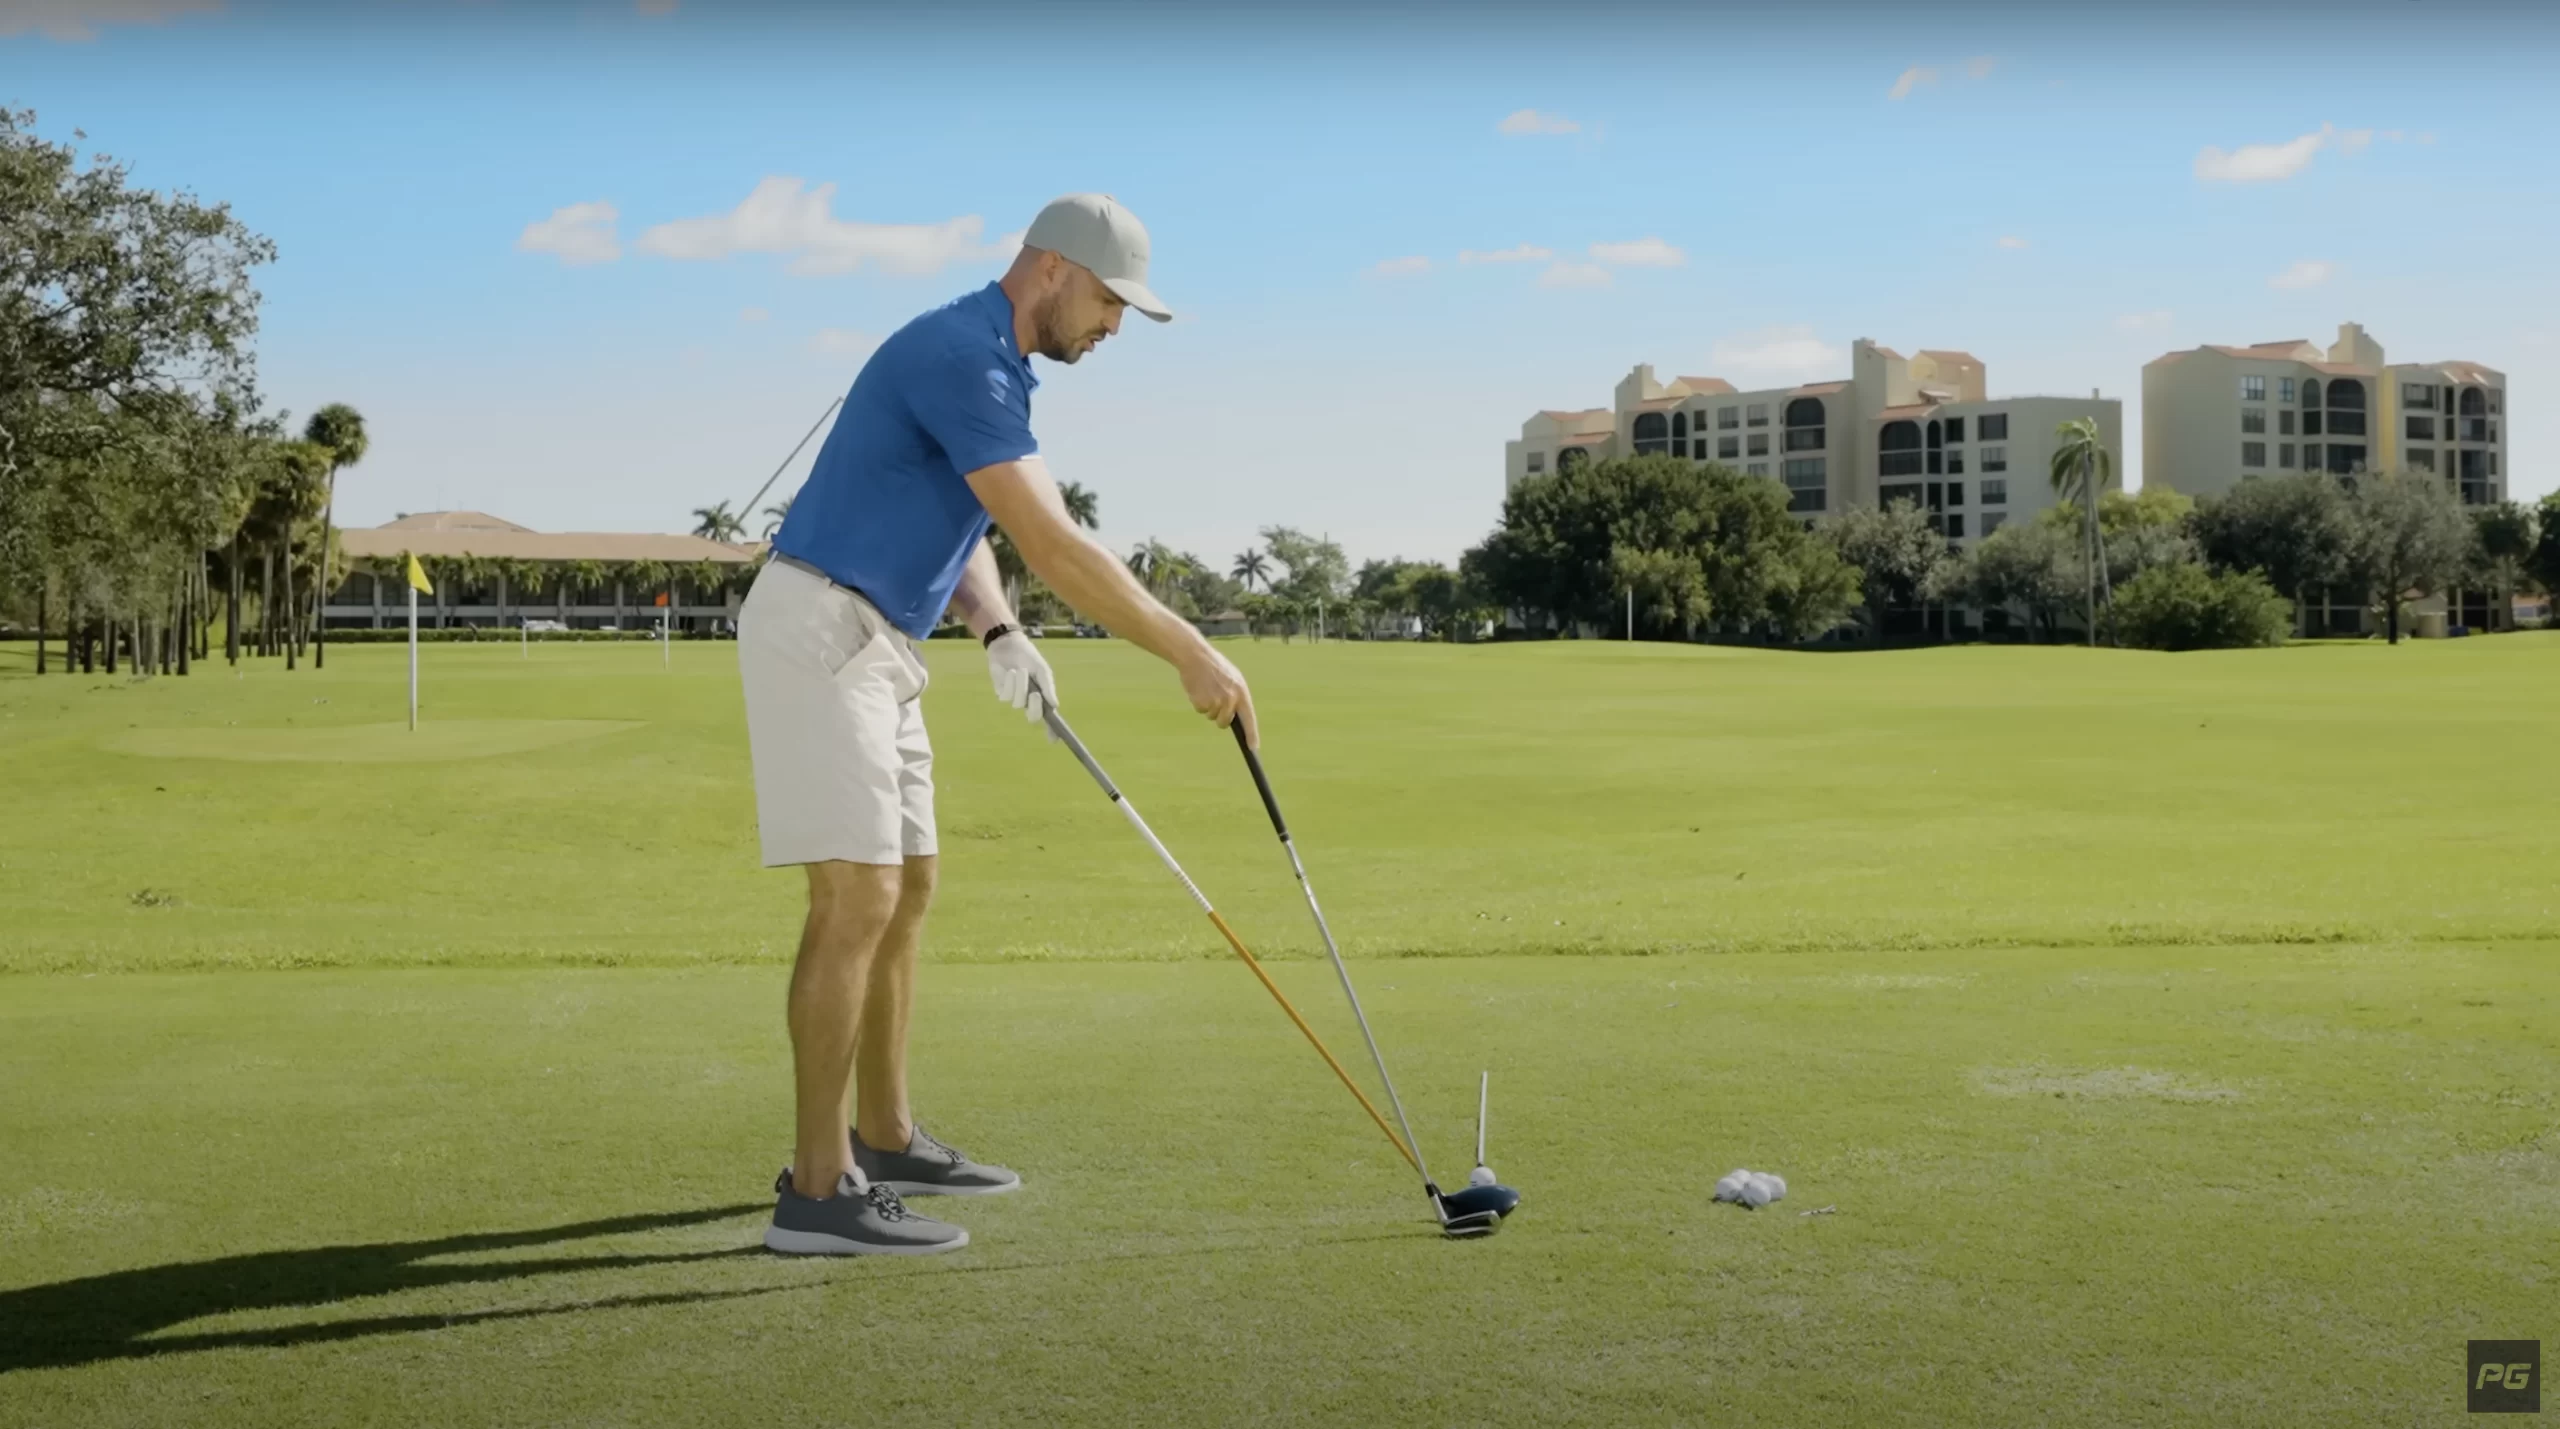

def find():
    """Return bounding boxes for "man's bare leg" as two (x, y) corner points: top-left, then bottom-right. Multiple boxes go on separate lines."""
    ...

(788, 859), (903, 1198)
(853, 855), (937, 1153)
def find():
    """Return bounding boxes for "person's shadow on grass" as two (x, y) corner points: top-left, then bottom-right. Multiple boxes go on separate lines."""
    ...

(0, 1203), (770, 1375)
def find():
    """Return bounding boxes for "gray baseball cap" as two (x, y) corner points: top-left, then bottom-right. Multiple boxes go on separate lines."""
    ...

(1021, 193), (1171, 323)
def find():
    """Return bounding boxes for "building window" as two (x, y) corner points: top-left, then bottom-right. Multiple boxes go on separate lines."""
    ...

(1525, 451), (1545, 473)
(2304, 410), (2323, 436)
(2407, 448), (2434, 471)
(1926, 420), (1943, 475)
(1671, 412), (1688, 439)
(1746, 403), (1768, 427)
(1981, 511), (2006, 537)
(1981, 478), (2007, 505)
(1981, 445), (2007, 473)
(1747, 433), (1769, 456)
(2324, 378), (2365, 436)
(2242, 441), (2267, 468)
(1784, 396), (1827, 432)
(2326, 410), (2365, 437)
(1948, 449), (1965, 475)
(1878, 420), (1923, 477)
(2303, 378), (2322, 408)
(2489, 390), (2501, 415)
(2241, 409), (2266, 434)
(1978, 413), (2008, 441)
(2491, 452), (2499, 476)
(1633, 411), (1669, 454)
(1745, 462), (1768, 476)
(1781, 457), (1827, 512)
(2406, 414), (2434, 441)
(2279, 377), (2296, 404)
(1943, 416), (1965, 443)
(2241, 375), (2266, 401)
(2278, 443), (2295, 469)
(2459, 386), (2487, 417)
(1719, 436), (1740, 460)
(1783, 427), (1825, 451)
(1672, 439), (1688, 457)
(1880, 483), (1922, 510)
(1945, 513), (1966, 539)
(1945, 481), (1965, 505)
(2278, 410), (2295, 436)
(1718, 406), (1739, 429)
(2402, 382), (2435, 407)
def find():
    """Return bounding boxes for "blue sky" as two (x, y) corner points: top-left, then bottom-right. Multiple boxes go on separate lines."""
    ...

(9, 0), (2555, 569)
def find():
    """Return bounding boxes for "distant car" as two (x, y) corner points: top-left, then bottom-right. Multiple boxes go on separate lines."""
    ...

(522, 618), (567, 632)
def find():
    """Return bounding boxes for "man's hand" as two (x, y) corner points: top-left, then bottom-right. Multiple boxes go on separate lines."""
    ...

(1181, 645), (1257, 748)
(987, 629), (1056, 725)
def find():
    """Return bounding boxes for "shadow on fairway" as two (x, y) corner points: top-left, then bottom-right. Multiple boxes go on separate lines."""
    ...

(0, 1203), (768, 1375)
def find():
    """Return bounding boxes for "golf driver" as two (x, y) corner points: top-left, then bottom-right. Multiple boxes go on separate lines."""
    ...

(1230, 721), (1522, 1238)
(1030, 689), (1425, 1192)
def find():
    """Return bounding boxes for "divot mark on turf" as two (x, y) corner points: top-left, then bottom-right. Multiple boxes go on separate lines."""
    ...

(1972, 1066), (2244, 1103)
(101, 719), (645, 764)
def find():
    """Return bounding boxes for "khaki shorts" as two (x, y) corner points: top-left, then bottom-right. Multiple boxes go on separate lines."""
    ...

(737, 557), (935, 868)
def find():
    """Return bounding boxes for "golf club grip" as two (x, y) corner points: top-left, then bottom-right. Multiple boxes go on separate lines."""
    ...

(1232, 719), (1289, 839)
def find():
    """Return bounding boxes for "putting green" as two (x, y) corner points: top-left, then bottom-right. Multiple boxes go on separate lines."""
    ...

(101, 719), (644, 764)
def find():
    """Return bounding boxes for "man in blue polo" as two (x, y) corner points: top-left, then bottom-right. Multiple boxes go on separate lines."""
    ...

(740, 193), (1257, 1256)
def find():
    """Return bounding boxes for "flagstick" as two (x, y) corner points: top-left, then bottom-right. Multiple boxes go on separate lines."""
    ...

(407, 582), (419, 731)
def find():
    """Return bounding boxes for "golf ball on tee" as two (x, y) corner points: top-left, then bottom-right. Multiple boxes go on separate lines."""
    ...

(1468, 1165), (1497, 1188)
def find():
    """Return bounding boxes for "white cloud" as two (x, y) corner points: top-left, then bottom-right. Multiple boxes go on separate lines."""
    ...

(1538, 262), (1612, 290)
(1997, 235), (2030, 250)
(1497, 108), (1579, 136)
(516, 201), (622, 267)
(1588, 237), (1685, 268)
(1458, 244), (1554, 265)
(739, 307), (769, 323)
(1964, 55), (1998, 80)
(635, 177), (1021, 277)
(0, 0), (219, 40)
(2269, 259), (2335, 290)
(809, 329), (878, 357)
(2381, 129), (2405, 142)
(2115, 310), (2174, 332)
(1888, 66), (1939, 101)
(1365, 256), (1432, 278)
(2192, 122), (2381, 184)
(1709, 325), (1844, 384)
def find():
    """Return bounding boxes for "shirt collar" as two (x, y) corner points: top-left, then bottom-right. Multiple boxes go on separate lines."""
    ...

(974, 281), (1038, 391)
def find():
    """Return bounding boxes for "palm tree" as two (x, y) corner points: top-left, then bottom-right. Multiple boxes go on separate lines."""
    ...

(1058, 479), (1100, 530)
(269, 440), (332, 667)
(1232, 548), (1271, 591)
(692, 501), (746, 542)
(2050, 417), (2115, 647)
(303, 404), (368, 669)
(760, 496), (793, 540)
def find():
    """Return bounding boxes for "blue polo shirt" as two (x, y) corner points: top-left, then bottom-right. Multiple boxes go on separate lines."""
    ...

(770, 282), (1039, 639)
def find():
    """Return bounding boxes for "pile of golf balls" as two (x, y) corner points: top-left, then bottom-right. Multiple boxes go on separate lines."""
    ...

(1714, 1169), (1786, 1208)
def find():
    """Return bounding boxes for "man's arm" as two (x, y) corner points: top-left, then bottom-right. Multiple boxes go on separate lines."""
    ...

(946, 536), (1015, 640)
(964, 457), (1256, 745)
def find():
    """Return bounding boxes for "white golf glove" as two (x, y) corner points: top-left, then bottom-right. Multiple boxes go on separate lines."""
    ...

(986, 628), (1056, 727)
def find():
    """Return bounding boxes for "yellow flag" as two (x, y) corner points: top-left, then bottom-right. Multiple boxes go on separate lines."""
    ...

(405, 554), (434, 595)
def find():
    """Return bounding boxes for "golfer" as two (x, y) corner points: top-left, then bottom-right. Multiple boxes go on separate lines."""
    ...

(739, 194), (1255, 1256)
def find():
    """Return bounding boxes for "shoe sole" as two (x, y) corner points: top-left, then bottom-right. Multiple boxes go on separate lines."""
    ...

(873, 1177), (1022, 1197)
(763, 1225), (970, 1256)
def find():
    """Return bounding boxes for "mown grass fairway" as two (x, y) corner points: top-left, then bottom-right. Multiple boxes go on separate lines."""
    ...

(3, 635), (2556, 1426)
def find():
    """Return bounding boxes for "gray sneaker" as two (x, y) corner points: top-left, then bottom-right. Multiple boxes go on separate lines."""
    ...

(852, 1124), (1022, 1197)
(764, 1169), (969, 1256)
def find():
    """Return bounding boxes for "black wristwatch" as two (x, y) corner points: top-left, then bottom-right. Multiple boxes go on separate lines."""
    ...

(981, 622), (1018, 648)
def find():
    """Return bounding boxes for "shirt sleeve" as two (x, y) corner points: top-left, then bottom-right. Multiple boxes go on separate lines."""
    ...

(910, 342), (1038, 477)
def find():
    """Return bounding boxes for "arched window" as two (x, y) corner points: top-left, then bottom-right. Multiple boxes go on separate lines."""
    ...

(2324, 378), (2366, 436)
(1632, 411), (1669, 455)
(2459, 386), (2488, 416)
(1783, 397), (1826, 452)
(1672, 412), (1688, 438)
(1879, 420), (1922, 477)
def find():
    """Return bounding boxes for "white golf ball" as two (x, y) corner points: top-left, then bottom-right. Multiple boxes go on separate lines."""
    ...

(1741, 1177), (1773, 1208)
(1714, 1171), (1751, 1203)
(1468, 1165), (1497, 1188)
(1750, 1172), (1787, 1204)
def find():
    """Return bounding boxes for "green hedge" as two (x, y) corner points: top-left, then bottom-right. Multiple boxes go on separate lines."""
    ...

(320, 627), (731, 644)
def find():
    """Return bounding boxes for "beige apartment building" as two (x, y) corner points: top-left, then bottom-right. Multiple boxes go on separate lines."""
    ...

(2144, 321), (2511, 632)
(1507, 340), (2122, 554)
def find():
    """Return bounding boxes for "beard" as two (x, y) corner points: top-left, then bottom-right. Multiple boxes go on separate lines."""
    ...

(1029, 292), (1097, 364)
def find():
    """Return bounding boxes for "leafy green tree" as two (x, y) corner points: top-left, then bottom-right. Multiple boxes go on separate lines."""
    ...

(2468, 500), (2534, 628)
(1824, 497), (1951, 645)
(1761, 536), (1863, 643)
(2530, 494), (2560, 610)
(2188, 471), (2358, 636)
(1259, 525), (1350, 607)
(1936, 518), (2082, 641)
(2345, 469), (2474, 644)
(302, 403), (366, 667)
(2049, 417), (2115, 646)
(1610, 544), (1712, 638)
(2108, 562), (2295, 650)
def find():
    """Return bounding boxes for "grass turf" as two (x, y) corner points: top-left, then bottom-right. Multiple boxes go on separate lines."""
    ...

(2, 635), (2557, 1425)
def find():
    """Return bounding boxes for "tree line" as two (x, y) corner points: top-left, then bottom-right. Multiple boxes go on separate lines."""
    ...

(0, 107), (380, 676)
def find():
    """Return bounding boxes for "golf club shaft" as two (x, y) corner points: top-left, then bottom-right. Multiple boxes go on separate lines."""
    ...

(1477, 1070), (1488, 1167)
(1230, 721), (1438, 1192)
(1037, 696), (1420, 1176)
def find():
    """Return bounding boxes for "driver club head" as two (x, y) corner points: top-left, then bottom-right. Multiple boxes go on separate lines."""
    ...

(1433, 1182), (1521, 1238)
